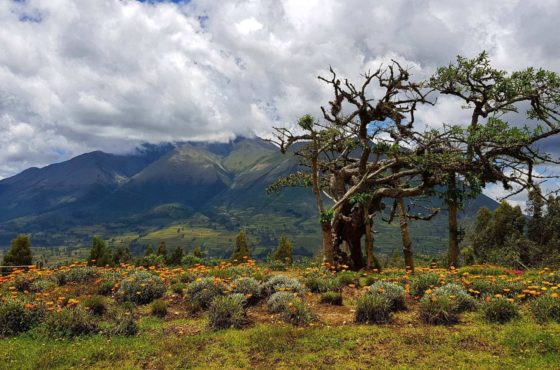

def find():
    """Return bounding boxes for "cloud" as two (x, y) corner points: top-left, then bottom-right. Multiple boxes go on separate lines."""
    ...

(0, 0), (559, 188)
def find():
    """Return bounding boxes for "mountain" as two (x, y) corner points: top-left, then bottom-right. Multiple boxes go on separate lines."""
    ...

(0, 137), (498, 259)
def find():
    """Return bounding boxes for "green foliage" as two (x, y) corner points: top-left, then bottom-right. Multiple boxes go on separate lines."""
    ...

(192, 246), (204, 258)
(410, 272), (441, 297)
(30, 278), (57, 293)
(117, 271), (166, 305)
(231, 229), (250, 263)
(110, 312), (138, 336)
(355, 294), (392, 324)
(156, 242), (167, 260)
(144, 244), (154, 257)
(280, 298), (313, 326)
(3, 235), (32, 266)
(88, 237), (112, 267)
(271, 236), (293, 265)
(112, 244), (131, 265)
(185, 278), (225, 311)
(267, 292), (296, 314)
(14, 274), (33, 292)
(297, 114), (314, 131)
(319, 291), (343, 305)
(336, 270), (359, 286)
(168, 246), (184, 266)
(55, 267), (98, 286)
(207, 294), (247, 330)
(367, 281), (406, 311)
(43, 307), (98, 338)
(529, 295), (560, 324)
(303, 272), (340, 293)
(419, 294), (459, 325)
(483, 297), (519, 323)
(432, 283), (477, 313)
(181, 254), (204, 268)
(319, 209), (334, 224)
(83, 295), (107, 316)
(231, 277), (261, 305)
(261, 275), (302, 297)
(150, 299), (168, 318)
(98, 281), (114, 296)
(0, 300), (43, 337)
(170, 282), (185, 296)
(138, 254), (166, 268)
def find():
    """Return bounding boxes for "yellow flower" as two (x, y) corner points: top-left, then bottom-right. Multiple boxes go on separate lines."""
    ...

(424, 289), (433, 295)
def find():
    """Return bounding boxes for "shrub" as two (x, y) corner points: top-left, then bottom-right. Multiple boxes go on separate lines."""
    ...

(303, 271), (340, 293)
(469, 278), (523, 297)
(261, 275), (302, 297)
(98, 281), (115, 296)
(150, 299), (168, 318)
(111, 312), (138, 336)
(0, 300), (43, 337)
(208, 294), (247, 330)
(355, 295), (392, 324)
(267, 260), (288, 271)
(410, 272), (441, 297)
(14, 274), (33, 292)
(267, 292), (297, 314)
(182, 255), (205, 268)
(117, 271), (166, 305)
(62, 267), (98, 284)
(179, 272), (196, 284)
(530, 295), (560, 323)
(336, 271), (359, 286)
(483, 297), (519, 324)
(367, 281), (406, 311)
(458, 265), (512, 276)
(185, 278), (225, 311)
(30, 278), (57, 293)
(419, 294), (459, 325)
(231, 277), (261, 305)
(432, 283), (477, 313)
(83, 295), (107, 316)
(320, 291), (343, 305)
(280, 298), (313, 326)
(171, 282), (185, 296)
(43, 307), (98, 338)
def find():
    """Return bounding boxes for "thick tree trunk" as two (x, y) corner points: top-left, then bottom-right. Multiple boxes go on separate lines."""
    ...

(448, 173), (460, 268)
(364, 205), (382, 272)
(321, 222), (334, 267)
(396, 197), (414, 273)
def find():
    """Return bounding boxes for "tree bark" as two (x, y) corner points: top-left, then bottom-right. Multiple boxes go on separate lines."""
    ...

(396, 197), (414, 273)
(448, 173), (460, 268)
(321, 222), (334, 267)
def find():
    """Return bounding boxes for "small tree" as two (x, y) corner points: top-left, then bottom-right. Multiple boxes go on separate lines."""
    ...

(168, 246), (184, 266)
(112, 244), (131, 265)
(231, 229), (250, 263)
(88, 237), (111, 267)
(271, 236), (293, 265)
(192, 245), (204, 258)
(3, 235), (32, 266)
(144, 244), (154, 257)
(156, 242), (167, 259)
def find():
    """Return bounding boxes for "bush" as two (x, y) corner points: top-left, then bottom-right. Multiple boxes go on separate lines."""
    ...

(267, 292), (297, 314)
(261, 275), (302, 297)
(336, 271), (359, 286)
(98, 281), (115, 296)
(111, 312), (138, 336)
(117, 271), (166, 305)
(267, 260), (287, 271)
(208, 294), (247, 330)
(83, 295), (107, 316)
(182, 255), (205, 268)
(367, 281), (406, 311)
(483, 297), (519, 324)
(185, 278), (225, 311)
(432, 283), (477, 313)
(355, 295), (392, 324)
(303, 271), (340, 293)
(419, 294), (459, 325)
(320, 291), (343, 305)
(179, 272), (196, 284)
(30, 278), (57, 293)
(280, 298), (313, 326)
(410, 272), (441, 297)
(150, 299), (168, 318)
(65, 267), (98, 284)
(0, 300), (43, 337)
(530, 295), (560, 324)
(231, 277), (261, 305)
(14, 274), (33, 292)
(43, 307), (98, 338)
(171, 282), (185, 296)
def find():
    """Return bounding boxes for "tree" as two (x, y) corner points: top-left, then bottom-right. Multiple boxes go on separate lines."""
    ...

(192, 245), (204, 258)
(112, 243), (131, 265)
(168, 246), (184, 266)
(156, 242), (167, 259)
(231, 229), (250, 262)
(88, 237), (111, 267)
(144, 244), (154, 257)
(271, 236), (293, 265)
(430, 51), (560, 267)
(3, 235), (32, 266)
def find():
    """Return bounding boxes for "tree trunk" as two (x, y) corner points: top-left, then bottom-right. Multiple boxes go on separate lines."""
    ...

(448, 173), (460, 268)
(396, 197), (414, 273)
(321, 222), (334, 267)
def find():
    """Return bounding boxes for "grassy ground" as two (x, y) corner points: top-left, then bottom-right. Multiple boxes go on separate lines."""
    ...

(1, 263), (560, 369)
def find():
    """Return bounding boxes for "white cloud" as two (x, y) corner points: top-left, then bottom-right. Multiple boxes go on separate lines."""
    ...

(0, 0), (559, 184)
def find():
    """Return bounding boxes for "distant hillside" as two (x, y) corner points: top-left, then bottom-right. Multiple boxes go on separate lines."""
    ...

(0, 137), (498, 258)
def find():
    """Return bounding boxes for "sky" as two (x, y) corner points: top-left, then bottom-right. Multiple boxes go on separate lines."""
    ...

(1, 0), (560, 204)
